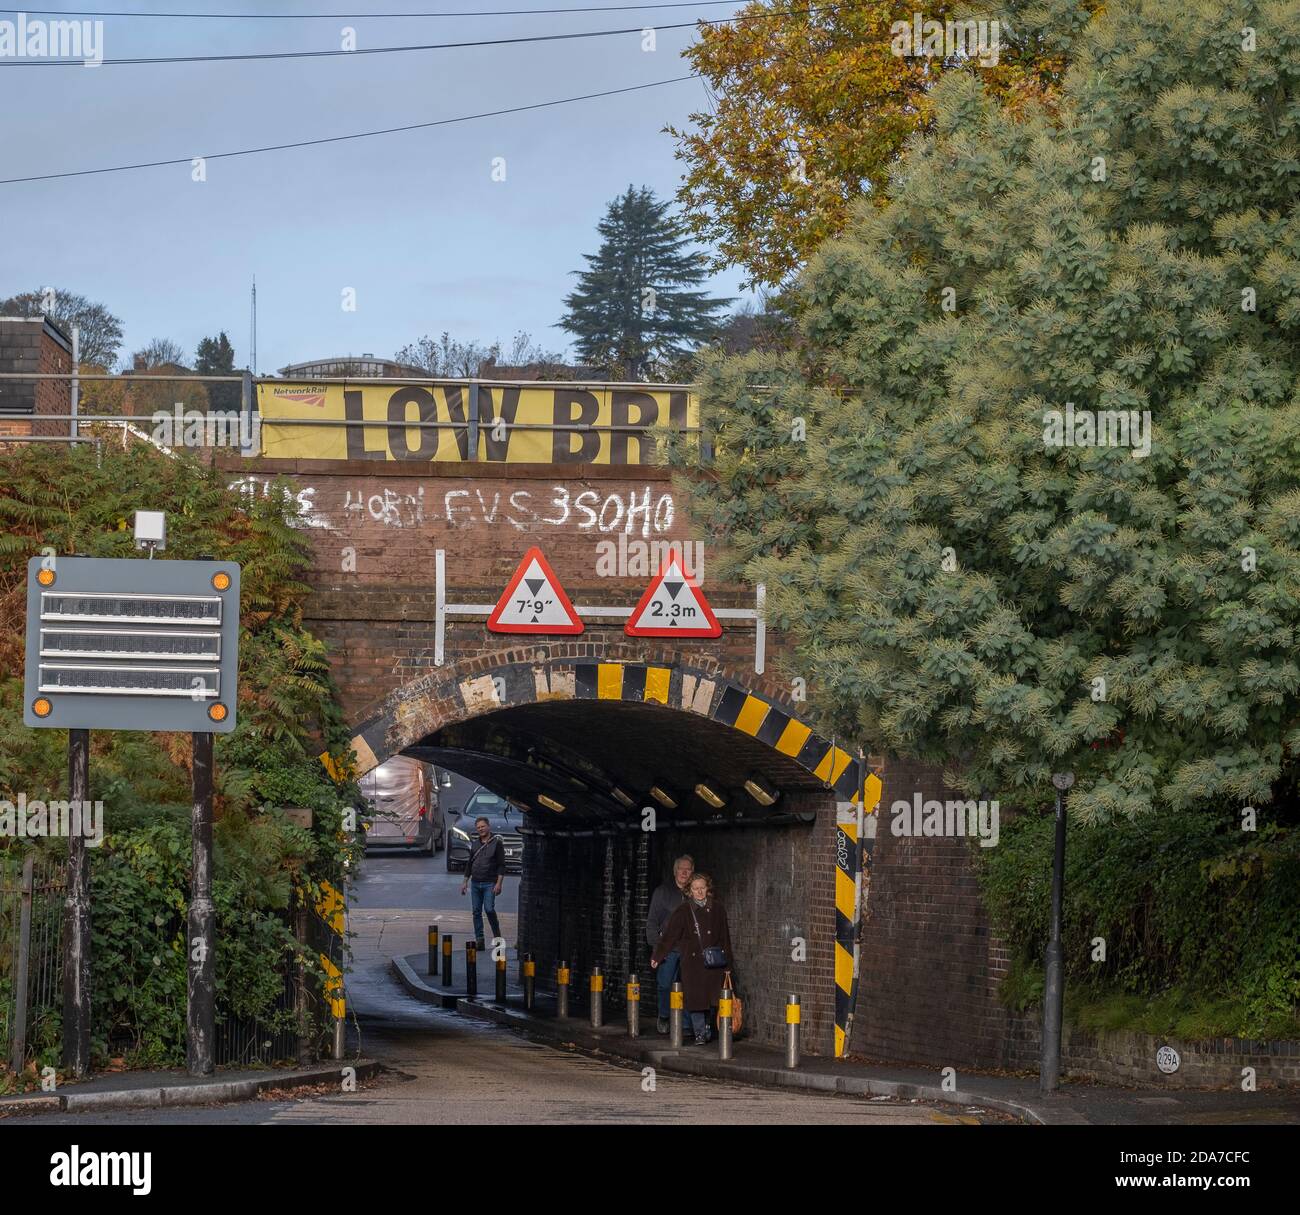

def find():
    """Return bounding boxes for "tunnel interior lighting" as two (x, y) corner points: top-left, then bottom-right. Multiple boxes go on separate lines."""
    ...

(649, 785), (677, 810)
(537, 793), (565, 813)
(694, 782), (726, 810)
(743, 774), (778, 806)
(611, 786), (635, 809)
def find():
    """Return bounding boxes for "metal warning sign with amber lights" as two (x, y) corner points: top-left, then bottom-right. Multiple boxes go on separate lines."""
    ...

(23, 556), (241, 733)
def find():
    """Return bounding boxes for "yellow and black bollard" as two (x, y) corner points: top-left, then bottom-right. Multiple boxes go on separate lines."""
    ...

(465, 940), (478, 998)
(590, 966), (604, 1028)
(495, 953), (507, 1003)
(669, 981), (684, 1048)
(427, 925), (439, 977)
(626, 974), (641, 1037)
(441, 934), (453, 988)
(523, 954), (536, 1011)
(786, 994), (801, 1069)
(718, 982), (735, 1061)
(556, 960), (570, 1018)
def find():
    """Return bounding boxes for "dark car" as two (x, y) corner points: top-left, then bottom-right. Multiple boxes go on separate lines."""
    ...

(446, 789), (526, 874)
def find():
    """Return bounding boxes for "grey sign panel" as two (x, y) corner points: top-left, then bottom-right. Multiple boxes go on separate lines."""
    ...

(23, 556), (240, 733)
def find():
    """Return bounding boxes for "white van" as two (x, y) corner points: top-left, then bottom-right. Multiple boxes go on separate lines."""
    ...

(359, 755), (446, 855)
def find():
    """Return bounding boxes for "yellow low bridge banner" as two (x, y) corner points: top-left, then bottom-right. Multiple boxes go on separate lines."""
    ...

(256, 381), (696, 465)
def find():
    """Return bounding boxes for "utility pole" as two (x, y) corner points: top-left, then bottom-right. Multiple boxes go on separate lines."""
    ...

(187, 731), (216, 1075)
(1040, 770), (1073, 1093)
(62, 729), (92, 1078)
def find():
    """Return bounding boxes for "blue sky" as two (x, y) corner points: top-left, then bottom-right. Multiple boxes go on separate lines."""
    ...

(0, 3), (750, 371)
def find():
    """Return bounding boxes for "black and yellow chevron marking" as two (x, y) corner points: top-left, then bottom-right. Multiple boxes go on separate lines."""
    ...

(833, 773), (881, 1058)
(712, 683), (861, 798)
(576, 661), (668, 704)
(834, 811), (859, 1059)
(316, 878), (347, 1019)
(570, 663), (864, 797)
(353, 660), (855, 792)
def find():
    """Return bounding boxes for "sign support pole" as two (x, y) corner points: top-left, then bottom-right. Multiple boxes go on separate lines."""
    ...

(1040, 772), (1073, 1093)
(62, 728), (92, 1078)
(188, 731), (216, 1076)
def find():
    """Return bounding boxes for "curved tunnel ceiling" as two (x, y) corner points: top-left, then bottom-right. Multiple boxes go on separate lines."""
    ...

(402, 698), (833, 828)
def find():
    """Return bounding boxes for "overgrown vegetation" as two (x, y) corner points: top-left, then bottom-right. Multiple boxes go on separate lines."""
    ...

(0, 442), (360, 1073)
(679, 0), (1300, 1035)
(980, 805), (1300, 1039)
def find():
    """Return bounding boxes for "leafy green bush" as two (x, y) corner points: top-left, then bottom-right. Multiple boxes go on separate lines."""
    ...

(0, 441), (362, 1069)
(980, 809), (1300, 1038)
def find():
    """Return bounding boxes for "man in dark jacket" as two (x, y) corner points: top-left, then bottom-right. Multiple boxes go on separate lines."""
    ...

(460, 816), (505, 948)
(646, 854), (693, 1034)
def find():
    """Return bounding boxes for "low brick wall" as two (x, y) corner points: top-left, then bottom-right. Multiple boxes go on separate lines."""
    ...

(1004, 1016), (1300, 1089)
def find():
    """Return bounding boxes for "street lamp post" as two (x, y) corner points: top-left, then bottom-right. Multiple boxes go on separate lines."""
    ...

(1040, 771), (1073, 1093)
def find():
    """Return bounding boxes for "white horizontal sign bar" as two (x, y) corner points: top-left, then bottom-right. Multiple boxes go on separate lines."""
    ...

(444, 603), (757, 620)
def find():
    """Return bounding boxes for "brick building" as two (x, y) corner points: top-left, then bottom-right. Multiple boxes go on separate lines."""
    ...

(0, 315), (73, 439)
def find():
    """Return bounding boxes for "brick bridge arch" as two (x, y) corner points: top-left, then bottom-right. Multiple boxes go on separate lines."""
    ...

(344, 642), (867, 814)
(341, 642), (866, 1056)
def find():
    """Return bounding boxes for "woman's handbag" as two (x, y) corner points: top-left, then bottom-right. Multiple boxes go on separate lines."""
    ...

(717, 969), (744, 1034)
(689, 904), (729, 969)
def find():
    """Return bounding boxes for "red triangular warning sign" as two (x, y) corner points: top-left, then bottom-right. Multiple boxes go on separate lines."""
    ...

(625, 551), (721, 638)
(487, 547), (584, 634)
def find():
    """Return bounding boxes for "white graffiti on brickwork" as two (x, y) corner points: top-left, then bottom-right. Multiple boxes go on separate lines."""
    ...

(343, 484), (675, 536)
(227, 477), (330, 529)
(230, 478), (675, 537)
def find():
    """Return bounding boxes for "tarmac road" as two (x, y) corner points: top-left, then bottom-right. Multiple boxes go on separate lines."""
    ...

(37, 852), (1004, 1125)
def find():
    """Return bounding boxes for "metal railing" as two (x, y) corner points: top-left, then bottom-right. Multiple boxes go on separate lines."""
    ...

(0, 370), (709, 458)
(1, 849), (66, 1073)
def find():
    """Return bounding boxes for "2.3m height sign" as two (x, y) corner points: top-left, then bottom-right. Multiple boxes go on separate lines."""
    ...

(625, 553), (721, 638)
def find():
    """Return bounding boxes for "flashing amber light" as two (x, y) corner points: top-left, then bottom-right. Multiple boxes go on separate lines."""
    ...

(32, 698), (52, 718)
(36, 568), (55, 587)
(211, 571), (231, 592)
(207, 703), (228, 723)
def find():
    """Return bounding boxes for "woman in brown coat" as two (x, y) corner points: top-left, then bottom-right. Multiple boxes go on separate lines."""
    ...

(651, 872), (733, 1045)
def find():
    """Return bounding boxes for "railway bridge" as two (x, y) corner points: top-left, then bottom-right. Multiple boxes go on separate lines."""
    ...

(212, 376), (1015, 1065)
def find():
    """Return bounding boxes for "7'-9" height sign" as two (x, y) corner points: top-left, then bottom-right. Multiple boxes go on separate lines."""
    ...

(23, 556), (241, 733)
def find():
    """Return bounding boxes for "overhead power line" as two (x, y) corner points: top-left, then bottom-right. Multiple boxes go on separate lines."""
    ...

(5, 2), (744, 16)
(0, 2), (838, 65)
(0, 73), (698, 185)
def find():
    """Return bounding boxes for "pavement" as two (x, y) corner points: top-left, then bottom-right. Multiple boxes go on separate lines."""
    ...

(11, 854), (1295, 1126)
(391, 951), (1300, 1127)
(0, 1060), (382, 1117)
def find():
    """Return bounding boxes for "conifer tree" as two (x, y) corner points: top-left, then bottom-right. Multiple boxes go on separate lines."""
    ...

(195, 331), (240, 412)
(687, 0), (1300, 821)
(558, 186), (731, 379)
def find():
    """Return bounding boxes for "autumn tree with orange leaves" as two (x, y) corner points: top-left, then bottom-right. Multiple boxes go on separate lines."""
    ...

(668, 0), (1093, 288)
